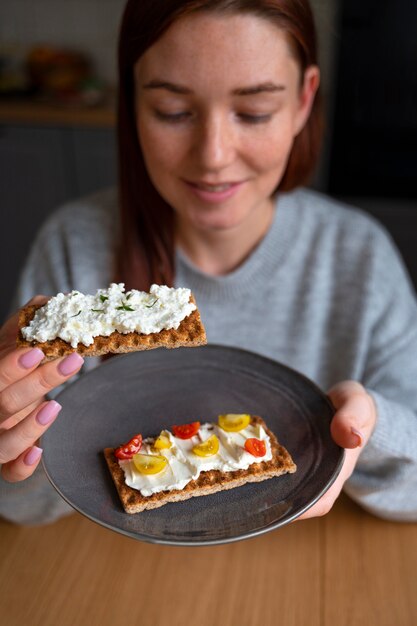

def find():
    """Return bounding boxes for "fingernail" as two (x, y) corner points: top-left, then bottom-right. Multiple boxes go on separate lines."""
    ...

(58, 353), (84, 376)
(24, 446), (43, 466)
(19, 348), (44, 369)
(351, 427), (363, 448)
(36, 401), (62, 426)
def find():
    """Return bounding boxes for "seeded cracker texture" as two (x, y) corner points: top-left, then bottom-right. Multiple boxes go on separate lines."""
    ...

(16, 295), (207, 361)
(103, 416), (297, 514)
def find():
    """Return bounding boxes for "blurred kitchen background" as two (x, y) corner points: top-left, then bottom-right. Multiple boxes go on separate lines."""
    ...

(1, 0), (416, 322)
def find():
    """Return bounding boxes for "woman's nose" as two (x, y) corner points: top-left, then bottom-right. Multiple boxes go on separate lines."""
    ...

(195, 113), (236, 171)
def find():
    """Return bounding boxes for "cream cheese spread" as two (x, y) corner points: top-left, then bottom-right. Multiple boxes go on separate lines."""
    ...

(21, 283), (196, 348)
(120, 423), (273, 497)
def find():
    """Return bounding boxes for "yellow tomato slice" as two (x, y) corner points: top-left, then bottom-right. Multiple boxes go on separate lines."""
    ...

(153, 432), (172, 450)
(133, 453), (168, 475)
(218, 413), (251, 432)
(192, 434), (219, 457)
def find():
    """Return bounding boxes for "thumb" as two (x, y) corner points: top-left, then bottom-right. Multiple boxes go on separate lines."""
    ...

(327, 381), (376, 449)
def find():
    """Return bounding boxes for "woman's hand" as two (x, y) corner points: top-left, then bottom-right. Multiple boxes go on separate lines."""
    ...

(0, 297), (84, 482)
(297, 380), (377, 520)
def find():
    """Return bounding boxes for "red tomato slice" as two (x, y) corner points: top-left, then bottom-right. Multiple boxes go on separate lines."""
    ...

(244, 438), (266, 457)
(114, 434), (143, 460)
(172, 421), (201, 439)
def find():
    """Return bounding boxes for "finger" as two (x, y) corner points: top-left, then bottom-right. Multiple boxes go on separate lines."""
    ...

(327, 381), (376, 449)
(0, 400), (62, 466)
(1, 399), (41, 432)
(0, 347), (45, 393)
(1, 446), (43, 483)
(295, 448), (357, 520)
(0, 295), (49, 352)
(295, 491), (335, 520)
(0, 353), (84, 424)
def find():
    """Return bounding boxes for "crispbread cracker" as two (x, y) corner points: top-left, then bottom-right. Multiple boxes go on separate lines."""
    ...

(104, 416), (296, 514)
(16, 295), (206, 361)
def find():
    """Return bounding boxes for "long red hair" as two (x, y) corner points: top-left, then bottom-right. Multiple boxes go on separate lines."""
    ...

(116, 0), (323, 291)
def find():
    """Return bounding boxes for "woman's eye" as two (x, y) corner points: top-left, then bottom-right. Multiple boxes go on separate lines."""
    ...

(154, 110), (191, 123)
(237, 113), (273, 124)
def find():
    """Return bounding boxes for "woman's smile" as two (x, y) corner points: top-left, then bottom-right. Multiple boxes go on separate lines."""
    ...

(183, 179), (246, 204)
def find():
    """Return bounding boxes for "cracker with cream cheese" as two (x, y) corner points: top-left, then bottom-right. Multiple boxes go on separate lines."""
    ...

(16, 286), (206, 361)
(104, 416), (296, 514)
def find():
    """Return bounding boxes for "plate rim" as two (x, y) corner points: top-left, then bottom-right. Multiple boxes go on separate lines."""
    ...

(42, 344), (345, 546)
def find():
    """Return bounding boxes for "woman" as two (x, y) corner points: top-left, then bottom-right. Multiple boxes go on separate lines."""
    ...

(1, 0), (417, 524)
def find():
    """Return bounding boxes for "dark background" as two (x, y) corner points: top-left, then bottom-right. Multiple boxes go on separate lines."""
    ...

(329, 0), (417, 199)
(326, 0), (417, 293)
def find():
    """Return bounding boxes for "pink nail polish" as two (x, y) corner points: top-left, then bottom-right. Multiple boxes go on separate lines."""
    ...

(36, 401), (62, 426)
(24, 446), (43, 466)
(351, 428), (363, 447)
(58, 353), (84, 376)
(19, 348), (44, 369)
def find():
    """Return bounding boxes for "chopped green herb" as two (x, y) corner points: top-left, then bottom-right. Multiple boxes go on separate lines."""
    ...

(145, 298), (158, 308)
(91, 309), (105, 313)
(126, 293), (132, 300)
(70, 310), (82, 317)
(99, 295), (108, 303)
(116, 304), (135, 312)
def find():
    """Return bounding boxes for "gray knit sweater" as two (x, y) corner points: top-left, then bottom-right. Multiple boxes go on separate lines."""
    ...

(2, 187), (417, 524)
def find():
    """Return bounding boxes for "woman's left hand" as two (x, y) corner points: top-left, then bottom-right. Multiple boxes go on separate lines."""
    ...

(296, 380), (377, 520)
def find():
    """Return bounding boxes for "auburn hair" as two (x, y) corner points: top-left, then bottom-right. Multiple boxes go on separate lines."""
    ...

(116, 0), (323, 291)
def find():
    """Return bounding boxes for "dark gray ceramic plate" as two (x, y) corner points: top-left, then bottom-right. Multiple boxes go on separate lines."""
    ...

(42, 345), (344, 546)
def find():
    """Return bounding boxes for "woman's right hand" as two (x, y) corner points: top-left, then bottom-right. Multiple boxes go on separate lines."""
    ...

(0, 297), (84, 482)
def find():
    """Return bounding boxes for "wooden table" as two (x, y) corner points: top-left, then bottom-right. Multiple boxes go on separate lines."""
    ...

(0, 493), (416, 626)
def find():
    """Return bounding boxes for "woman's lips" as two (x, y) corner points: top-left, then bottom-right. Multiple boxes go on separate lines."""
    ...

(184, 180), (245, 203)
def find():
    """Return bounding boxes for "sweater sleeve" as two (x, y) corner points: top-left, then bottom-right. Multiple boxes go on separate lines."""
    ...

(1, 190), (116, 525)
(1, 212), (75, 524)
(344, 225), (417, 520)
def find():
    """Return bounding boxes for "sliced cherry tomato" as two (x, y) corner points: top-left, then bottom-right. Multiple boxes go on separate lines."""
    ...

(192, 434), (219, 457)
(244, 438), (266, 457)
(133, 453), (168, 475)
(218, 413), (251, 432)
(114, 433), (143, 460)
(153, 431), (172, 450)
(172, 421), (200, 439)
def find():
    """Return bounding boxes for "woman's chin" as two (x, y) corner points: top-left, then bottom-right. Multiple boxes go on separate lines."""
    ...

(180, 207), (248, 233)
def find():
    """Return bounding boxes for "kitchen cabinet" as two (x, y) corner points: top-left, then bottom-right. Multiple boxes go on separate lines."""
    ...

(0, 123), (116, 323)
(70, 128), (117, 198)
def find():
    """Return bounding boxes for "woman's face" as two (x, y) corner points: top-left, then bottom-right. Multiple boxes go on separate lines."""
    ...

(134, 12), (318, 235)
